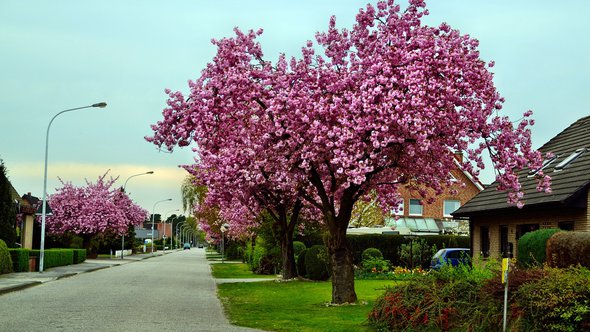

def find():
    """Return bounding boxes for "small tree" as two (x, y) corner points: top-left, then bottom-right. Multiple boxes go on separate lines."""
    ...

(0, 160), (17, 247)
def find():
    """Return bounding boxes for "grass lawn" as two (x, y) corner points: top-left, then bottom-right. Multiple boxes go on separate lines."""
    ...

(217, 279), (393, 332)
(211, 262), (274, 279)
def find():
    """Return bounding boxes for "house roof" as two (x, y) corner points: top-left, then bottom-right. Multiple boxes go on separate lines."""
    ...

(453, 115), (590, 217)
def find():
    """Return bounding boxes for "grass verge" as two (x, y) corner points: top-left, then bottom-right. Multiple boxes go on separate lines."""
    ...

(211, 262), (274, 279)
(218, 279), (393, 331)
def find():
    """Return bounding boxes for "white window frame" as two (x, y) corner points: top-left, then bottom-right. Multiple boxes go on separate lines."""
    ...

(554, 148), (586, 171)
(443, 200), (461, 218)
(409, 199), (423, 216)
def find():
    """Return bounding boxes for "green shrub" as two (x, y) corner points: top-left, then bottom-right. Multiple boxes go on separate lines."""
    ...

(73, 249), (86, 264)
(398, 237), (438, 269)
(513, 267), (590, 331)
(305, 245), (330, 281)
(8, 248), (30, 272)
(362, 247), (384, 261)
(297, 248), (308, 278)
(517, 228), (562, 267)
(546, 231), (590, 269)
(244, 240), (253, 266)
(293, 241), (306, 259)
(225, 241), (243, 260)
(251, 237), (266, 272)
(0, 239), (13, 274)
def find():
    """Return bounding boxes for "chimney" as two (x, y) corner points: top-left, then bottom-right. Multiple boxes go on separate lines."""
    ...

(453, 151), (463, 163)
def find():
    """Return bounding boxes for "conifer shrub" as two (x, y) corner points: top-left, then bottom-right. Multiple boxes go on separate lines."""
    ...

(517, 228), (562, 268)
(72, 249), (86, 264)
(8, 248), (30, 272)
(305, 245), (330, 281)
(0, 239), (14, 274)
(546, 231), (590, 268)
(297, 248), (308, 278)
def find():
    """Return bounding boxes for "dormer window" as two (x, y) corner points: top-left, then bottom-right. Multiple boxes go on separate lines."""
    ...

(554, 148), (586, 171)
(528, 155), (558, 176)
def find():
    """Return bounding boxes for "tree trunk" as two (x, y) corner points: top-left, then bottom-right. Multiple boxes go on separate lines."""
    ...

(326, 224), (357, 304)
(279, 230), (297, 279)
(82, 235), (98, 259)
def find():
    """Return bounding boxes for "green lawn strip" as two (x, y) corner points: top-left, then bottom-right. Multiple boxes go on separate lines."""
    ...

(217, 280), (393, 332)
(211, 262), (273, 279)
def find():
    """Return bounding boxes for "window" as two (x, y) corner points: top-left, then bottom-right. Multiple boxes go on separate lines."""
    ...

(409, 199), (423, 216)
(480, 226), (490, 258)
(391, 199), (404, 216)
(554, 148), (586, 171)
(528, 155), (558, 176)
(443, 200), (461, 217)
(516, 224), (540, 240)
(558, 221), (574, 231)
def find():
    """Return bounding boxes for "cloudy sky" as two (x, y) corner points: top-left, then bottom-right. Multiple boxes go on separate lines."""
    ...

(1, 0), (589, 216)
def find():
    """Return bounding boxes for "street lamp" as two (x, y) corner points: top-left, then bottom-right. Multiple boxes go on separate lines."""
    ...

(162, 209), (179, 252)
(151, 199), (172, 254)
(180, 224), (191, 247)
(40, 102), (107, 273)
(120, 171), (154, 259)
(174, 221), (185, 249)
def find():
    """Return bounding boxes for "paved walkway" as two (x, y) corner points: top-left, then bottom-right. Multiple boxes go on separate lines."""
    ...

(0, 252), (165, 295)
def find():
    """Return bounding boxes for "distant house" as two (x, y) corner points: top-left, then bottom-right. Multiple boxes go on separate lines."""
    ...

(453, 115), (590, 259)
(376, 152), (484, 236)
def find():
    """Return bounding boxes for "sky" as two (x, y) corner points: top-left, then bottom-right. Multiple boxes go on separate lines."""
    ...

(1, 0), (589, 217)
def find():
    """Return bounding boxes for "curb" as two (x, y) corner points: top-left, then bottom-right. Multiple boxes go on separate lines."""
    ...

(0, 281), (42, 296)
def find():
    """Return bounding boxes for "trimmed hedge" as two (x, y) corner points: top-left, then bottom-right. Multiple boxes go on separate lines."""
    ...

(517, 228), (562, 267)
(293, 241), (306, 259)
(362, 248), (384, 261)
(297, 234), (469, 265)
(305, 245), (330, 281)
(8, 248), (30, 272)
(0, 239), (13, 274)
(546, 231), (590, 268)
(73, 249), (86, 264)
(29, 249), (74, 269)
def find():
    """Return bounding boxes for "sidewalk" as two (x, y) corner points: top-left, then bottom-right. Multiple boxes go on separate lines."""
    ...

(0, 251), (169, 295)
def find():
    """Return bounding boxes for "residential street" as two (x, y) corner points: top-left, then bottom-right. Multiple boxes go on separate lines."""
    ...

(0, 249), (262, 332)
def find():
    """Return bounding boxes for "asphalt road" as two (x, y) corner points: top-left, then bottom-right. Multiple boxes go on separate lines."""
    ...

(0, 249), (262, 332)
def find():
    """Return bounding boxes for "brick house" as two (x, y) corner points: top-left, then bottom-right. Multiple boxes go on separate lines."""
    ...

(453, 115), (590, 259)
(382, 153), (484, 235)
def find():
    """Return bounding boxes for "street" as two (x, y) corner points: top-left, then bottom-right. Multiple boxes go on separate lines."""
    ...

(0, 249), (261, 332)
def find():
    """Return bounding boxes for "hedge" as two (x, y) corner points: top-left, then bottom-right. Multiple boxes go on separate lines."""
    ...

(0, 239), (13, 274)
(546, 231), (590, 268)
(297, 248), (308, 278)
(305, 245), (330, 281)
(517, 228), (562, 267)
(73, 249), (87, 264)
(29, 249), (74, 269)
(296, 234), (469, 265)
(8, 248), (30, 272)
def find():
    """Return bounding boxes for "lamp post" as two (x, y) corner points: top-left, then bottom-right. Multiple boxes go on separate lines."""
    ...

(180, 224), (191, 247)
(40, 102), (107, 273)
(120, 171), (154, 259)
(162, 209), (179, 252)
(151, 199), (172, 254)
(174, 221), (185, 249)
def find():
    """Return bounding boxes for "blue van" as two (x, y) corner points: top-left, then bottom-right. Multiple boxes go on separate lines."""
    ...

(430, 248), (471, 270)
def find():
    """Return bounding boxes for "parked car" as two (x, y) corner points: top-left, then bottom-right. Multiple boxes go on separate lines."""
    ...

(430, 248), (471, 270)
(183, 243), (191, 250)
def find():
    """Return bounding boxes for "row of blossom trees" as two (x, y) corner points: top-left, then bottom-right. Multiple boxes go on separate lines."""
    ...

(147, 0), (550, 303)
(46, 172), (148, 257)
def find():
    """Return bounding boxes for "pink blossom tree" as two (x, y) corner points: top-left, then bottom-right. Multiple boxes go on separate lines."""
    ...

(148, 0), (550, 303)
(47, 172), (148, 257)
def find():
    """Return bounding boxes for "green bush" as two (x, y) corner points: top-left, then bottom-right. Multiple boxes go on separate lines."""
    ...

(73, 249), (86, 264)
(297, 248), (308, 278)
(29, 249), (74, 269)
(513, 267), (590, 331)
(8, 248), (30, 272)
(293, 241), (306, 259)
(546, 231), (590, 269)
(398, 237), (438, 269)
(305, 245), (330, 281)
(244, 240), (253, 266)
(0, 239), (13, 274)
(362, 247), (384, 261)
(517, 228), (562, 267)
